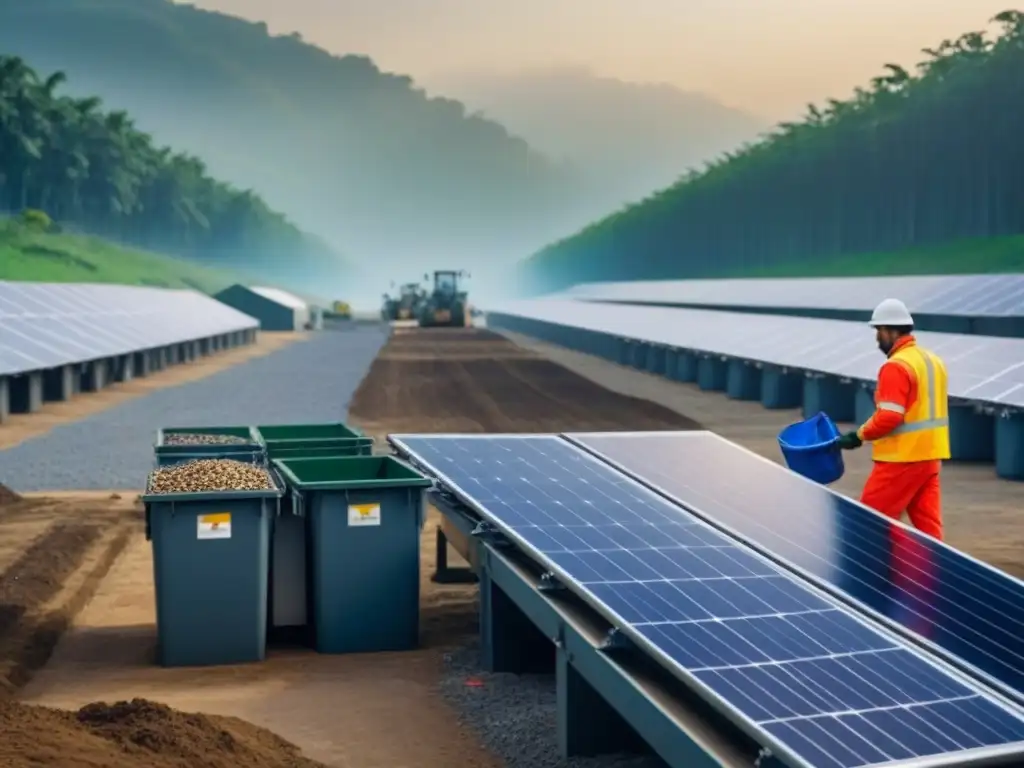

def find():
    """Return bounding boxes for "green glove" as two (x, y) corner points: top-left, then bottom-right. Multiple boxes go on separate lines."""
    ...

(837, 431), (863, 450)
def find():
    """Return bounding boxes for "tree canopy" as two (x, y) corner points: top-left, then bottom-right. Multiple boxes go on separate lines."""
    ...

(0, 54), (341, 276)
(519, 11), (1024, 294)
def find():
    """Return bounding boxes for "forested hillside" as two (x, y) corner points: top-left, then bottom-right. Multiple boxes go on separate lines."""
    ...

(0, 55), (343, 286)
(519, 11), (1024, 294)
(0, 0), (584, 272)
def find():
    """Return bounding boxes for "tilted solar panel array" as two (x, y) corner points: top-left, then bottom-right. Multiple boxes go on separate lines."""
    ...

(565, 431), (1024, 707)
(565, 275), (1024, 317)
(486, 299), (1024, 408)
(0, 281), (259, 377)
(392, 433), (1024, 768)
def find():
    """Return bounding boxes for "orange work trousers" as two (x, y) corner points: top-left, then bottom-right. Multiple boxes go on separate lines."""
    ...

(860, 460), (943, 540)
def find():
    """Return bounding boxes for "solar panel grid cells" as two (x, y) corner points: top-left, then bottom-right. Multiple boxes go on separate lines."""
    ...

(392, 434), (1024, 768)
(567, 431), (1024, 702)
(570, 275), (1024, 317)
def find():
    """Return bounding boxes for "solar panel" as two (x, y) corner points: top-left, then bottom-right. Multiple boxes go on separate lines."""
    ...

(565, 430), (1024, 709)
(391, 433), (1024, 768)
(486, 299), (1024, 408)
(0, 281), (258, 376)
(565, 275), (1024, 318)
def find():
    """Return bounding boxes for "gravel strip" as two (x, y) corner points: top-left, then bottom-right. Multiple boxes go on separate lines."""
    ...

(0, 326), (388, 491)
(439, 642), (667, 768)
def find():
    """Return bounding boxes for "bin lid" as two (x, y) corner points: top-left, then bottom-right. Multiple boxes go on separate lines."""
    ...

(255, 422), (365, 442)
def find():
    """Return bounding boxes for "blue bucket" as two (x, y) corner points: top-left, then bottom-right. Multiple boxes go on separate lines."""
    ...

(778, 411), (845, 485)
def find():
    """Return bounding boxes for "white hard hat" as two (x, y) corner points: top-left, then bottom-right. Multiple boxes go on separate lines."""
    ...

(869, 298), (914, 327)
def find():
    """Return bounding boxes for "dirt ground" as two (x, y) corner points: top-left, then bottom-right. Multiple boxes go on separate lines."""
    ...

(0, 487), (138, 695)
(3, 325), (1024, 767)
(348, 327), (699, 438)
(0, 332), (305, 451)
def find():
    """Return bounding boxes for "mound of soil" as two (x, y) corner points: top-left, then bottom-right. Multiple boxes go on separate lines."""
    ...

(0, 484), (22, 506)
(0, 698), (327, 767)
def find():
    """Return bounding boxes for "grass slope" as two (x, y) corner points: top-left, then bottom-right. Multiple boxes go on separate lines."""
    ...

(0, 221), (241, 292)
(735, 236), (1024, 278)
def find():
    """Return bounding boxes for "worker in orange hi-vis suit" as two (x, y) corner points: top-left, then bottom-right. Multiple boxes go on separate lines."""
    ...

(836, 298), (951, 540)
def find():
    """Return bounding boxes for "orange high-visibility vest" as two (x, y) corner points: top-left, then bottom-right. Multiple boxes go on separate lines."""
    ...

(872, 344), (951, 462)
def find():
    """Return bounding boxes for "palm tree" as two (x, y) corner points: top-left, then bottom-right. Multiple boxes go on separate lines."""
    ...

(0, 54), (337, 270)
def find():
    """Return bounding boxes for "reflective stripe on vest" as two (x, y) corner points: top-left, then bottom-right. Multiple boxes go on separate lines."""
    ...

(871, 344), (951, 462)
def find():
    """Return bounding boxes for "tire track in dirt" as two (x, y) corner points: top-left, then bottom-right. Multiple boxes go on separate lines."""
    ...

(0, 524), (100, 639)
(0, 491), (138, 695)
(1, 524), (133, 693)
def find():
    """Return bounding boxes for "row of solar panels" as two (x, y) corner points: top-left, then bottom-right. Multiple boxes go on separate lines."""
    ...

(486, 299), (1024, 409)
(564, 274), (1024, 319)
(394, 432), (1024, 768)
(0, 281), (259, 377)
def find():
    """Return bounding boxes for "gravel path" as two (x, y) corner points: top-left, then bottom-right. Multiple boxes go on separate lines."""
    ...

(0, 326), (389, 491)
(439, 643), (667, 768)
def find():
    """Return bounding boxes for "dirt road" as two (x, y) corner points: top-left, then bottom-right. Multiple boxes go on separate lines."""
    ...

(349, 327), (699, 438)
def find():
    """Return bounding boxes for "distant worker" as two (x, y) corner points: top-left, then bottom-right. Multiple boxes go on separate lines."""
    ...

(837, 299), (950, 540)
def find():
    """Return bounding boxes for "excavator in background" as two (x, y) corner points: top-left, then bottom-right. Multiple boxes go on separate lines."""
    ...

(381, 282), (426, 322)
(418, 270), (471, 328)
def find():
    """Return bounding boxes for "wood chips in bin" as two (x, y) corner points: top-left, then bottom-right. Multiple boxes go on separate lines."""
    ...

(162, 432), (250, 446)
(147, 459), (274, 494)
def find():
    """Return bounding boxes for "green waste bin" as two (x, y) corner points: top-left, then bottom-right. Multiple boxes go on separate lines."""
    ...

(273, 455), (431, 654)
(155, 425), (263, 460)
(256, 423), (372, 459)
(142, 478), (283, 667)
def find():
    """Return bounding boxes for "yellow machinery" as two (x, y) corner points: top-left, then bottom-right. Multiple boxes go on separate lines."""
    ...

(331, 300), (351, 319)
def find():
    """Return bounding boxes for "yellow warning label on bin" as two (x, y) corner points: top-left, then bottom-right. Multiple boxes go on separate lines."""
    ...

(348, 503), (381, 527)
(197, 512), (232, 539)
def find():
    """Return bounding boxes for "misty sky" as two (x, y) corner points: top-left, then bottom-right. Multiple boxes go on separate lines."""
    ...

(189, 0), (1008, 118)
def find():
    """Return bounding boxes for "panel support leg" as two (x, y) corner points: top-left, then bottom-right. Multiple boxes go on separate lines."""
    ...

(42, 365), (74, 401)
(0, 377), (9, 423)
(479, 569), (552, 674)
(432, 527), (477, 584)
(9, 373), (43, 413)
(556, 646), (642, 758)
(80, 360), (107, 392)
(114, 354), (134, 383)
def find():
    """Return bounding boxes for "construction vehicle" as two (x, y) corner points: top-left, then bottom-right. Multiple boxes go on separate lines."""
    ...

(380, 282), (426, 321)
(328, 300), (351, 319)
(418, 270), (471, 328)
